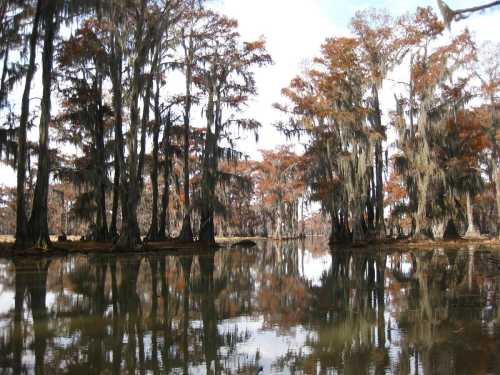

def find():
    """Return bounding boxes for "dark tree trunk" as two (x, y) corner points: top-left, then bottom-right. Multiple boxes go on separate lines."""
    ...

(116, 82), (141, 250)
(28, 1), (57, 250)
(372, 86), (386, 239)
(178, 34), (194, 243)
(199, 83), (216, 245)
(95, 76), (108, 241)
(148, 79), (161, 241)
(110, 36), (128, 246)
(329, 211), (341, 244)
(117, 13), (156, 249)
(110, 152), (120, 240)
(110, 42), (124, 242)
(109, 45), (122, 243)
(158, 113), (172, 240)
(178, 111), (193, 242)
(443, 218), (460, 239)
(92, 1), (108, 242)
(15, 0), (42, 249)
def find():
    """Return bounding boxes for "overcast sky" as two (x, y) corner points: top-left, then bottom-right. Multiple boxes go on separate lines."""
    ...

(1, 1), (499, 187)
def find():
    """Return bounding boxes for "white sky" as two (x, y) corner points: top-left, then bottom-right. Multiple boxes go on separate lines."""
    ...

(1, 1), (499, 187)
(211, 0), (500, 158)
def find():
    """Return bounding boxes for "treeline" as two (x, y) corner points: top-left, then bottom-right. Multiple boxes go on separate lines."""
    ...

(0, 0), (271, 249)
(0, 154), (310, 241)
(1, 2), (499, 249)
(276, 7), (499, 244)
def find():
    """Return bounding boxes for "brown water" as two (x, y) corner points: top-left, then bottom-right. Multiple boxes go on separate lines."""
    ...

(0, 240), (499, 374)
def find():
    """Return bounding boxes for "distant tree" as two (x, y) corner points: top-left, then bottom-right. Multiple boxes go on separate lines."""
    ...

(256, 148), (305, 239)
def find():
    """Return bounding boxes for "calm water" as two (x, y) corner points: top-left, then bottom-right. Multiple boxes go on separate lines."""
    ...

(0, 240), (499, 374)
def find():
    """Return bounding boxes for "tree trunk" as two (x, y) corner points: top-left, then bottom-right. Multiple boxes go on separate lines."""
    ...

(464, 192), (481, 238)
(28, 2), (57, 250)
(199, 80), (216, 245)
(329, 211), (342, 244)
(275, 202), (283, 239)
(137, 69), (154, 192)
(116, 72), (142, 250)
(15, 0), (42, 249)
(115, 7), (149, 250)
(366, 168), (375, 231)
(414, 174), (432, 240)
(492, 95), (500, 238)
(148, 79), (161, 241)
(495, 162), (500, 239)
(178, 36), (194, 243)
(110, 152), (120, 240)
(372, 86), (386, 239)
(108, 14), (125, 242)
(93, 1), (108, 242)
(158, 113), (172, 240)
(95, 76), (108, 241)
(110, 37), (126, 244)
(352, 202), (366, 244)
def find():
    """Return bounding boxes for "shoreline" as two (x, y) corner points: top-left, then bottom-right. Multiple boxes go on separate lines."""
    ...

(329, 237), (500, 252)
(0, 235), (499, 258)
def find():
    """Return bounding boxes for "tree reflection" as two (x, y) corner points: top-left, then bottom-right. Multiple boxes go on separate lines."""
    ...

(1, 258), (52, 375)
(0, 243), (498, 374)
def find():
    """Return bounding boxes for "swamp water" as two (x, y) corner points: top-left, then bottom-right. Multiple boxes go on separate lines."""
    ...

(0, 240), (499, 374)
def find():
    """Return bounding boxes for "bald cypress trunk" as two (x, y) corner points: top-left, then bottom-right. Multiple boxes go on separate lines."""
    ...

(28, 1), (57, 249)
(94, 4), (108, 242)
(414, 173), (431, 239)
(148, 79), (161, 241)
(95, 78), (108, 241)
(110, 154), (120, 240)
(372, 85), (386, 239)
(492, 96), (500, 239)
(464, 192), (480, 238)
(352, 201), (366, 244)
(199, 81), (216, 244)
(115, 56), (143, 249)
(413, 96), (433, 240)
(495, 162), (500, 239)
(178, 106), (193, 242)
(178, 34), (194, 243)
(110, 41), (124, 242)
(115, 3), (151, 250)
(158, 113), (172, 240)
(15, 0), (42, 249)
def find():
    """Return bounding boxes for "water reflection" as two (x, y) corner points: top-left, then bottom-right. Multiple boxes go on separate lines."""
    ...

(0, 241), (499, 374)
